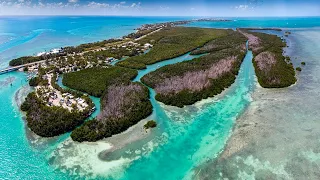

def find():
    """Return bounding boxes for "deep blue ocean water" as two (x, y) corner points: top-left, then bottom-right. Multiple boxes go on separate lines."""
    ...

(0, 16), (319, 179)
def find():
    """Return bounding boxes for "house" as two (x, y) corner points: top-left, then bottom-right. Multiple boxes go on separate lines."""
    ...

(144, 43), (153, 49)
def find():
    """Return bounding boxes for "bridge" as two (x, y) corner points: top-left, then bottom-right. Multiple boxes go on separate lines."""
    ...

(0, 60), (46, 75)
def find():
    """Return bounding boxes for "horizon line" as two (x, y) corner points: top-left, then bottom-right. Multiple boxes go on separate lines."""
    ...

(0, 15), (319, 18)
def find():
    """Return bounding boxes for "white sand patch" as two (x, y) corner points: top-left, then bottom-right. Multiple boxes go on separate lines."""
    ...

(48, 116), (158, 179)
(50, 138), (132, 179)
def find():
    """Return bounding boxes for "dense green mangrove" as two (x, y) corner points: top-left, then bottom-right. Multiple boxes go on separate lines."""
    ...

(141, 30), (247, 107)
(62, 66), (152, 142)
(21, 92), (89, 137)
(62, 66), (138, 97)
(20, 26), (298, 141)
(71, 82), (152, 142)
(239, 29), (296, 88)
(117, 27), (229, 69)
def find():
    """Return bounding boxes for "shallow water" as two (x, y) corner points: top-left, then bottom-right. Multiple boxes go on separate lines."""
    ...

(120, 48), (255, 180)
(133, 52), (204, 82)
(0, 16), (189, 68)
(0, 72), (69, 179)
(0, 17), (319, 179)
(49, 43), (255, 179)
(0, 16), (185, 179)
(196, 29), (320, 180)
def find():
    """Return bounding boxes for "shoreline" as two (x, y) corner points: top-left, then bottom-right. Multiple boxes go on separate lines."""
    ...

(12, 23), (300, 178)
(219, 28), (297, 158)
(218, 29), (299, 158)
(14, 84), (66, 148)
(14, 73), (154, 150)
(194, 29), (311, 179)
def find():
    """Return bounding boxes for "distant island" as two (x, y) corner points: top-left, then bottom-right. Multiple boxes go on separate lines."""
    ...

(14, 20), (297, 142)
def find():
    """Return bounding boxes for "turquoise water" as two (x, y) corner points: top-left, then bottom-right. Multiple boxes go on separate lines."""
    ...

(120, 47), (255, 179)
(0, 16), (189, 68)
(50, 43), (254, 179)
(133, 52), (205, 82)
(185, 17), (320, 29)
(0, 16), (319, 179)
(0, 72), (68, 179)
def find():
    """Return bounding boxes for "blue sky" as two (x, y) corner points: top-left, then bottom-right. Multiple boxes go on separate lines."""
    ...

(0, 0), (319, 16)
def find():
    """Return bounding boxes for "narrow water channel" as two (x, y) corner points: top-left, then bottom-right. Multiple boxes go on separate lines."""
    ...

(53, 44), (256, 179)
(115, 45), (256, 179)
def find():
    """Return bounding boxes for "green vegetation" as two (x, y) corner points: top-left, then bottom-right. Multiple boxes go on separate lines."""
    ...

(29, 76), (49, 87)
(242, 30), (296, 88)
(63, 38), (122, 53)
(71, 82), (152, 142)
(296, 67), (302, 71)
(9, 56), (41, 66)
(8, 38), (125, 67)
(22, 74), (95, 137)
(242, 28), (282, 32)
(29, 77), (40, 87)
(301, 62), (306, 65)
(124, 29), (154, 39)
(117, 27), (229, 69)
(62, 66), (138, 97)
(62, 66), (152, 142)
(285, 56), (291, 62)
(83, 46), (139, 60)
(191, 29), (247, 55)
(144, 120), (157, 129)
(21, 92), (88, 137)
(142, 30), (247, 107)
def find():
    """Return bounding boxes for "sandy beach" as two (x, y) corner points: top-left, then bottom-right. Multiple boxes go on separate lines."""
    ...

(47, 113), (157, 178)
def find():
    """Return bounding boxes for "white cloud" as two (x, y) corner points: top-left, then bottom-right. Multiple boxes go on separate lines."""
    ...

(131, 2), (140, 8)
(159, 6), (170, 11)
(235, 4), (248, 10)
(87, 1), (109, 8)
(68, 0), (78, 3)
(38, 1), (44, 6)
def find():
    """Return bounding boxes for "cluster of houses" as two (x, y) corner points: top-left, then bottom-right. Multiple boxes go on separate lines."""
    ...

(46, 90), (89, 111)
(23, 35), (155, 75)
(22, 33), (156, 112)
(33, 73), (90, 112)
